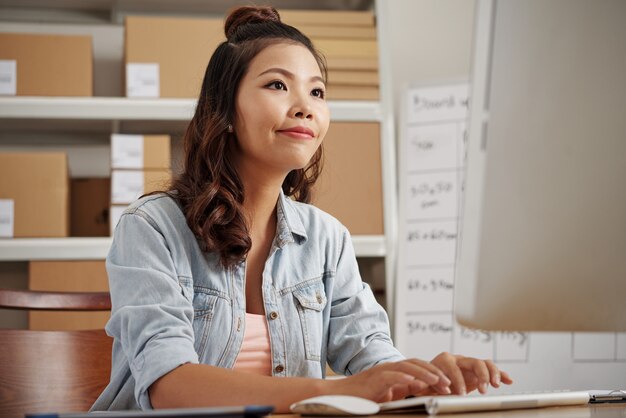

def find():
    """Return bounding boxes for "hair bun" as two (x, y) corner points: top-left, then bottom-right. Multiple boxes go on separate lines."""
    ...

(224, 6), (281, 40)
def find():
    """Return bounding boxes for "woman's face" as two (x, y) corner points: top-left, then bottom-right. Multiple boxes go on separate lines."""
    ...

(233, 42), (330, 178)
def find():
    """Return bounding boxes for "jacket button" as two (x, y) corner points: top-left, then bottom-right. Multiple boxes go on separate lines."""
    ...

(274, 364), (285, 373)
(316, 293), (323, 304)
(269, 311), (279, 320)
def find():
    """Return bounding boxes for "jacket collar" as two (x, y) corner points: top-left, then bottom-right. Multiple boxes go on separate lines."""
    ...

(276, 189), (308, 246)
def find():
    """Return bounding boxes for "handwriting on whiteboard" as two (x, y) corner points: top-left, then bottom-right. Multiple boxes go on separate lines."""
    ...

(395, 83), (530, 364)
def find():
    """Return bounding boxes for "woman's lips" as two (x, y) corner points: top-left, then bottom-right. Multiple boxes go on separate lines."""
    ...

(277, 126), (315, 139)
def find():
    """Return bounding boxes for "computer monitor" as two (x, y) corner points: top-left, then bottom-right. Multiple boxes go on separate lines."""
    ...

(454, 0), (626, 332)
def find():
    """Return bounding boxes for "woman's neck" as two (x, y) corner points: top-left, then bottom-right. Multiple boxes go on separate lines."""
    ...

(238, 169), (282, 235)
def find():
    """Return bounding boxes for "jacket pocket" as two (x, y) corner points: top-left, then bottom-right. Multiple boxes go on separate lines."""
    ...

(293, 281), (327, 361)
(191, 289), (219, 359)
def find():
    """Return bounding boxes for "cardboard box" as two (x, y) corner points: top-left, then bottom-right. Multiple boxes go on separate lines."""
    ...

(111, 134), (171, 169)
(0, 152), (69, 237)
(71, 178), (110, 237)
(314, 39), (378, 59)
(327, 85), (379, 100)
(280, 10), (375, 27)
(29, 261), (109, 331)
(295, 25), (376, 40)
(326, 56), (378, 71)
(111, 169), (171, 204)
(313, 122), (383, 235)
(328, 70), (379, 87)
(124, 16), (223, 98)
(0, 33), (93, 96)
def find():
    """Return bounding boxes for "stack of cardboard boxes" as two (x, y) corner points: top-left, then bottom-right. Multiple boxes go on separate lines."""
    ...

(109, 134), (172, 235)
(123, 10), (378, 101)
(281, 10), (380, 100)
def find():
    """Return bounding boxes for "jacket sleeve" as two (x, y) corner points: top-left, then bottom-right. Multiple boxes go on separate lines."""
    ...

(326, 226), (405, 375)
(105, 208), (199, 409)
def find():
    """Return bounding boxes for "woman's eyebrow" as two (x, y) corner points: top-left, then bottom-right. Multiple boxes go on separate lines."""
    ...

(257, 67), (325, 85)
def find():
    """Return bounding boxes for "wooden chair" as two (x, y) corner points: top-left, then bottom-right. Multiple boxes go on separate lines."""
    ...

(0, 289), (113, 418)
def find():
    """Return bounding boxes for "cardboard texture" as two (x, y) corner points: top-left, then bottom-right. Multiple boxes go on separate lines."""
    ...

(71, 178), (110, 237)
(0, 32), (93, 96)
(142, 135), (171, 168)
(314, 39), (378, 59)
(280, 10), (375, 27)
(326, 56), (378, 71)
(0, 152), (69, 237)
(111, 134), (171, 169)
(296, 25), (376, 40)
(28, 261), (110, 331)
(125, 16), (223, 98)
(327, 86), (379, 100)
(313, 122), (384, 235)
(327, 70), (379, 86)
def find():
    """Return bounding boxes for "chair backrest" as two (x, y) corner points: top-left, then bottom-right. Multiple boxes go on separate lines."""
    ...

(0, 289), (113, 418)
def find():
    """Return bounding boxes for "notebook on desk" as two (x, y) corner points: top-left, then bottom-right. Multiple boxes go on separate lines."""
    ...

(25, 405), (274, 418)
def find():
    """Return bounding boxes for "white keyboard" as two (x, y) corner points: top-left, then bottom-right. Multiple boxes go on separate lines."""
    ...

(380, 390), (591, 415)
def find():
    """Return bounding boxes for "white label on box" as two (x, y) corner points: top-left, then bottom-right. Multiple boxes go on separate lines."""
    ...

(109, 205), (127, 236)
(111, 134), (144, 169)
(111, 171), (144, 204)
(126, 63), (160, 98)
(0, 60), (17, 96)
(0, 199), (15, 237)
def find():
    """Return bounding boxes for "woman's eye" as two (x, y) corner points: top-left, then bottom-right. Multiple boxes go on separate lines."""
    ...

(312, 88), (326, 99)
(267, 81), (286, 90)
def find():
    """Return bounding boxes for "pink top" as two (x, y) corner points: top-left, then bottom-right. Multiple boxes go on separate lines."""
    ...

(232, 312), (272, 376)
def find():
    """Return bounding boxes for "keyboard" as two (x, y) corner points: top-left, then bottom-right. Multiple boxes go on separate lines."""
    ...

(379, 390), (590, 415)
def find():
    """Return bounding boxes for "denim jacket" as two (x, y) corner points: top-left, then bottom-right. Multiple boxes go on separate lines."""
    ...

(91, 191), (404, 411)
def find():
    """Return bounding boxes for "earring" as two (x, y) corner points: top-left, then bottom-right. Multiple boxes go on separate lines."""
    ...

(227, 124), (233, 133)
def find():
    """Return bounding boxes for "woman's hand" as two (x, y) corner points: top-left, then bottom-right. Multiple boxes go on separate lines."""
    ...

(328, 354), (512, 403)
(427, 352), (513, 395)
(328, 359), (453, 402)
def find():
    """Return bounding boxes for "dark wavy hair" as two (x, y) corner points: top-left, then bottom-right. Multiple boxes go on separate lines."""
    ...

(169, 6), (327, 268)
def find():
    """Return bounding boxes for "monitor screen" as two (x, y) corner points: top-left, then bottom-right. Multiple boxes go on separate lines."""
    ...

(454, 0), (626, 332)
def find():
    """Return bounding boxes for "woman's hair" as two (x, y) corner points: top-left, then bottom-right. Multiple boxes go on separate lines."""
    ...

(169, 6), (327, 268)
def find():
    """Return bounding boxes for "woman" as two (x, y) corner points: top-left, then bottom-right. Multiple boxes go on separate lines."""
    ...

(92, 6), (511, 413)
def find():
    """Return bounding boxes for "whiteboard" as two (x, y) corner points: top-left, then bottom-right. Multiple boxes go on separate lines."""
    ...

(394, 82), (626, 391)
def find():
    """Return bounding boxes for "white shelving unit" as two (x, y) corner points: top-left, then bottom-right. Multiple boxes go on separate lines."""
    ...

(0, 235), (386, 261)
(0, 0), (398, 311)
(0, 95), (387, 261)
(0, 97), (382, 122)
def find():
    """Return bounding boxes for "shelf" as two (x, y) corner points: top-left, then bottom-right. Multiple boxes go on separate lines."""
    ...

(0, 237), (113, 261)
(0, 97), (382, 122)
(0, 235), (386, 261)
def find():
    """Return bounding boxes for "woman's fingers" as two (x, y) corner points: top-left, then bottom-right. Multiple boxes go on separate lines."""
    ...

(484, 360), (501, 388)
(500, 370), (514, 385)
(374, 360), (453, 396)
(407, 358), (452, 388)
(458, 357), (491, 393)
(432, 353), (467, 395)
